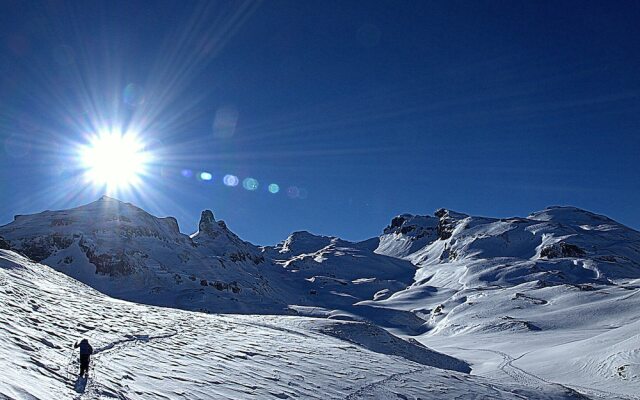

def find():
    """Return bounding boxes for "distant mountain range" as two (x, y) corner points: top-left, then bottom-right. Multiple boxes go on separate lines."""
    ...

(1, 196), (639, 327)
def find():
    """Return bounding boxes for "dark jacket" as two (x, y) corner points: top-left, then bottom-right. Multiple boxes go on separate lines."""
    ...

(75, 339), (93, 356)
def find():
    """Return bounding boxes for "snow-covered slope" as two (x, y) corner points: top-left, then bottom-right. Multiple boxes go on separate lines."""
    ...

(372, 207), (640, 327)
(264, 231), (427, 332)
(1, 249), (589, 399)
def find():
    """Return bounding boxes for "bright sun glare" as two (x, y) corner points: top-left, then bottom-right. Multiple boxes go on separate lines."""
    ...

(80, 131), (150, 190)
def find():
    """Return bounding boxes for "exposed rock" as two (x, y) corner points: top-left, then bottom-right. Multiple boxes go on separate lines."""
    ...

(161, 217), (180, 233)
(11, 234), (74, 262)
(207, 280), (241, 293)
(540, 242), (586, 259)
(434, 209), (467, 240)
(198, 210), (217, 235)
(389, 216), (406, 231)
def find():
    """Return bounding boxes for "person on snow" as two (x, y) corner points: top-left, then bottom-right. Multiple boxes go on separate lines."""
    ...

(74, 339), (93, 377)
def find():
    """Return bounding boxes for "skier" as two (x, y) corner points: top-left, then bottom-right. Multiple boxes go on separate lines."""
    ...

(74, 339), (93, 377)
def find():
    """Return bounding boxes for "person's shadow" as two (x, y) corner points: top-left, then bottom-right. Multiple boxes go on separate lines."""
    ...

(73, 376), (88, 393)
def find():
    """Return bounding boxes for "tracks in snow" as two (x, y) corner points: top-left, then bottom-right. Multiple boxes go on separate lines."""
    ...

(72, 329), (180, 400)
(344, 368), (426, 400)
(450, 347), (545, 388)
(448, 346), (639, 400)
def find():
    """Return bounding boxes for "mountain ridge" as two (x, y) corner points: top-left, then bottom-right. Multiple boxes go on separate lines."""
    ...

(1, 196), (639, 321)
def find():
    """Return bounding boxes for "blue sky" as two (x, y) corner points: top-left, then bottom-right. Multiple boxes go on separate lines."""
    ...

(0, 0), (638, 245)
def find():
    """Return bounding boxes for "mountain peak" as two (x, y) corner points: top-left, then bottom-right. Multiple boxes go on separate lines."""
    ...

(274, 231), (334, 256)
(98, 195), (119, 202)
(528, 206), (615, 225)
(198, 210), (217, 234)
(434, 208), (469, 220)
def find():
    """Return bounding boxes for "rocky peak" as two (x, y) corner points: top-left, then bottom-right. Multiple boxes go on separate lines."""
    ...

(383, 214), (439, 237)
(160, 217), (180, 234)
(433, 209), (469, 240)
(434, 208), (468, 221)
(190, 210), (263, 264)
(198, 210), (217, 234)
(195, 210), (233, 239)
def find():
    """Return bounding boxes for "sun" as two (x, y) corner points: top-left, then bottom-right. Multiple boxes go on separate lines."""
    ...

(80, 130), (150, 191)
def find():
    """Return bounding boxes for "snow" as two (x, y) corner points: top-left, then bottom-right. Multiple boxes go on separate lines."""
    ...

(0, 196), (285, 313)
(2, 198), (640, 399)
(0, 250), (584, 399)
(370, 207), (640, 399)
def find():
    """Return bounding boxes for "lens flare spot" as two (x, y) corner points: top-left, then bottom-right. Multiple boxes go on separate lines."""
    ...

(287, 186), (300, 198)
(4, 134), (31, 158)
(242, 177), (259, 191)
(199, 172), (213, 181)
(223, 174), (239, 187)
(268, 183), (280, 194)
(181, 169), (193, 178)
(123, 83), (145, 107)
(212, 106), (239, 138)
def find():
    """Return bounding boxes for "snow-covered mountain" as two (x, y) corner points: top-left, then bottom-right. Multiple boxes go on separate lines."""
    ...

(2, 198), (640, 398)
(0, 197), (426, 323)
(0, 196), (281, 313)
(0, 249), (588, 399)
(370, 206), (640, 398)
(372, 206), (640, 332)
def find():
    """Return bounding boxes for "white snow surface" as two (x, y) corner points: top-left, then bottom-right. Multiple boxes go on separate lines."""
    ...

(372, 207), (640, 399)
(0, 250), (585, 399)
(2, 199), (640, 399)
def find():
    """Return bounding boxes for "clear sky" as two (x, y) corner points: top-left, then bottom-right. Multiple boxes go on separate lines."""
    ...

(0, 0), (638, 245)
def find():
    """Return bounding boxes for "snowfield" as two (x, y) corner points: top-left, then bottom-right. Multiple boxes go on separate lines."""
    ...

(2, 199), (640, 399)
(0, 250), (584, 399)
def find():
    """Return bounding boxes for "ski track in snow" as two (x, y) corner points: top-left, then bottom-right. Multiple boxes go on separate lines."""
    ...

(343, 368), (425, 400)
(449, 347), (547, 388)
(72, 329), (180, 400)
(448, 346), (639, 400)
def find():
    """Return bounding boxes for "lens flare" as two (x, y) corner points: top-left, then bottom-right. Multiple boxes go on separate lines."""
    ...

(123, 83), (145, 107)
(199, 171), (213, 181)
(268, 183), (280, 194)
(79, 131), (150, 191)
(242, 177), (259, 191)
(223, 174), (239, 186)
